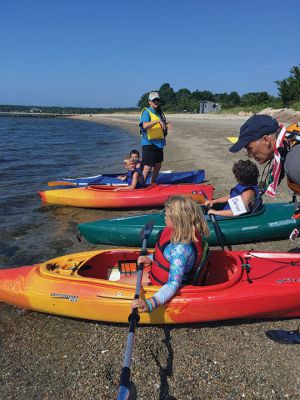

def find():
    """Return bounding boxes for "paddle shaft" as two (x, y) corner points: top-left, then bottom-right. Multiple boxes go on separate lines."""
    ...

(47, 180), (128, 187)
(201, 191), (225, 250)
(117, 260), (144, 400)
(117, 222), (154, 400)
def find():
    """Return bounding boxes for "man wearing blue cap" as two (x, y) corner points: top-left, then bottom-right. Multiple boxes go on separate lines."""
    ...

(229, 114), (300, 195)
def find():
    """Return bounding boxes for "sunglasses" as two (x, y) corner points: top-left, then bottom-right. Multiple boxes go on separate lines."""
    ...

(151, 98), (160, 103)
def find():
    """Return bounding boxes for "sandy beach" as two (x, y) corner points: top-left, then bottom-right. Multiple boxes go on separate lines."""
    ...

(1, 112), (300, 400)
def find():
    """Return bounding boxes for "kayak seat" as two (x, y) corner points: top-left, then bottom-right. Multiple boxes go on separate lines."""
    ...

(191, 247), (211, 286)
(77, 252), (140, 280)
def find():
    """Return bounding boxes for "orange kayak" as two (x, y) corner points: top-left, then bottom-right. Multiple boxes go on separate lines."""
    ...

(38, 183), (214, 208)
(1, 248), (300, 324)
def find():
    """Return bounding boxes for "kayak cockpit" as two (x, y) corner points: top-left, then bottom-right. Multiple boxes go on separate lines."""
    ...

(40, 249), (242, 290)
(77, 250), (242, 289)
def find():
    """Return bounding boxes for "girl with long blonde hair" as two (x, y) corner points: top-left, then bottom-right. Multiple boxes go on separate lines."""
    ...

(132, 195), (209, 313)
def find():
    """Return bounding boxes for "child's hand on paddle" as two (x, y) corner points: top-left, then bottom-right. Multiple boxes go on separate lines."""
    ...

(137, 255), (152, 266)
(131, 299), (148, 312)
(205, 200), (214, 207)
(208, 209), (217, 215)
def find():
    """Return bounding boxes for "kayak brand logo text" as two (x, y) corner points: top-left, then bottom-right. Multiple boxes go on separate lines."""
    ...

(50, 292), (79, 302)
(276, 278), (300, 284)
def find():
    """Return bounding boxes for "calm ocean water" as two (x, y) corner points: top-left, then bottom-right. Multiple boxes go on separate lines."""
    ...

(0, 116), (140, 268)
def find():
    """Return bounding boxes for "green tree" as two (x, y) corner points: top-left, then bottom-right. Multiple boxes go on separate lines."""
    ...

(137, 92), (149, 109)
(228, 91), (240, 107)
(176, 88), (191, 101)
(240, 91), (270, 106)
(191, 90), (214, 102)
(174, 88), (192, 112)
(159, 83), (176, 109)
(276, 65), (300, 106)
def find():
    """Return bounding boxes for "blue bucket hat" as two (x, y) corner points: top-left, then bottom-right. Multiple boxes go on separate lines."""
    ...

(229, 115), (279, 153)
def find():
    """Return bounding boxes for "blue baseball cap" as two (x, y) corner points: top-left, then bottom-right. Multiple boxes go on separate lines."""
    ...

(229, 115), (279, 153)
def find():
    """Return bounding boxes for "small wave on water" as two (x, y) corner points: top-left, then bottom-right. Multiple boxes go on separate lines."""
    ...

(0, 116), (140, 268)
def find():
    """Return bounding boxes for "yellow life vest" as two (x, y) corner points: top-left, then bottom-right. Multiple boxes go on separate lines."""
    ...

(141, 108), (164, 140)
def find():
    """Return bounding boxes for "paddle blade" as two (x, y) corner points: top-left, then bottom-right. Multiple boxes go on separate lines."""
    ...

(128, 381), (137, 400)
(140, 220), (155, 240)
(47, 181), (76, 187)
(117, 381), (137, 400)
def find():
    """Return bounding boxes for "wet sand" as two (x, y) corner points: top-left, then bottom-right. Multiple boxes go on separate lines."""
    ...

(1, 113), (300, 400)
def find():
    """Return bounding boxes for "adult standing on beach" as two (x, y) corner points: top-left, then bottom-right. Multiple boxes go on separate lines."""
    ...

(139, 91), (172, 184)
(229, 114), (300, 196)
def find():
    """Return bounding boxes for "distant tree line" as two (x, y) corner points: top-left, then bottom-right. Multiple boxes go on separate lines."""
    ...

(1, 65), (299, 114)
(0, 105), (138, 114)
(138, 65), (300, 112)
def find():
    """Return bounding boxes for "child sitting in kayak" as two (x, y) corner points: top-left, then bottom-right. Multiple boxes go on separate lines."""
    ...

(130, 149), (143, 170)
(115, 157), (145, 191)
(117, 149), (142, 182)
(131, 196), (210, 313)
(205, 159), (261, 217)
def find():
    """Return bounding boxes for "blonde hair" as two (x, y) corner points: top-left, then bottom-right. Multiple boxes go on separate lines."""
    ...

(165, 196), (210, 243)
(123, 156), (138, 166)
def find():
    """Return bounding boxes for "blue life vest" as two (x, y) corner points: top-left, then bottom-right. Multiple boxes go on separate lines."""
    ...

(222, 183), (261, 212)
(126, 168), (145, 188)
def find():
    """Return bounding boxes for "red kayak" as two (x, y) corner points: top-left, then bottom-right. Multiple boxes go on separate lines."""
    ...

(0, 249), (300, 324)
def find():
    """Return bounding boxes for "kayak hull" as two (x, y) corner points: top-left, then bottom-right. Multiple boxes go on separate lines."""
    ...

(38, 183), (214, 209)
(1, 249), (300, 324)
(78, 202), (300, 246)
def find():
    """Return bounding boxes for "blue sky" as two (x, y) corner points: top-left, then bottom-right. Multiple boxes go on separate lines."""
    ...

(1, 0), (299, 107)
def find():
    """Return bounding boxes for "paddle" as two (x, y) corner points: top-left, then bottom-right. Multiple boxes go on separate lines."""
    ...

(117, 220), (155, 400)
(48, 180), (78, 187)
(47, 180), (128, 187)
(201, 191), (231, 250)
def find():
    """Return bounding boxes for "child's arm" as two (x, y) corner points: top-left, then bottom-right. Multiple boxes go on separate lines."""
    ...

(142, 120), (161, 130)
(208, 208), (234, 217)
(205, 194), (230, 207)
(241, 189), (256, 208)
(116, 174), (127, 181)
(115, 171), (139, 190)
(208, 190), (256, 217)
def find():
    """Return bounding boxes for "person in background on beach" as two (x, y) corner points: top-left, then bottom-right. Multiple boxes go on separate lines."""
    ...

(139, 91), (172, 184)
(131, 196), (210, 313)
(115, 157), (145, 190)
(205, 160), (261, 217)
(229, 114), (300, 196)
(130, 149), (143, 170)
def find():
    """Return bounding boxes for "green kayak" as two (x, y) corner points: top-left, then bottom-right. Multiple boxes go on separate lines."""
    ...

(78, 202), (300, 247)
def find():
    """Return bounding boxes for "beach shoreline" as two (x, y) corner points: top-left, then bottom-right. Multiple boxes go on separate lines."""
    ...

(1, 113), (300, 400)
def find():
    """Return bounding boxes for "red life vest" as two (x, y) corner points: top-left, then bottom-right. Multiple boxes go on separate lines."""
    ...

(149, 227), (203, 286)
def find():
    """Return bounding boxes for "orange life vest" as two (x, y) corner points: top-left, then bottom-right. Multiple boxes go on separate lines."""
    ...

(285, 121), (300, 193)
(149, 227), (203, 286)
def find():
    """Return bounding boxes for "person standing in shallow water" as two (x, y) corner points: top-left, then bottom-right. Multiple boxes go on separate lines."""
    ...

(139, 91), (172, 184)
